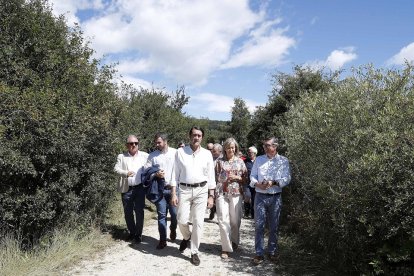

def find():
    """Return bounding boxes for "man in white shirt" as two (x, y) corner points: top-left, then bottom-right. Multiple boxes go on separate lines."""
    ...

(250, 137), (291, 265)
(171, 126), (216, 266)
(114, 135), (149, 243)
(145, 133), (177, 250)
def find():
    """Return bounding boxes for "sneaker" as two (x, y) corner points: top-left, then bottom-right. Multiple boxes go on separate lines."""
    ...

(179, 238), (190, 252)
(252, 255), (264, 266)
(268, 253), (280, 263)
(170, 230), (177, 241)
(156, 240), (167, 249)
(191, 254), (200, 266)
(220, 251), (229, 259)
(232, 242), (238, 250)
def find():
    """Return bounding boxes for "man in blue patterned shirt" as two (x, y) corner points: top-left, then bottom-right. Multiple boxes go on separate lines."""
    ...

(249, 137), (291, 265)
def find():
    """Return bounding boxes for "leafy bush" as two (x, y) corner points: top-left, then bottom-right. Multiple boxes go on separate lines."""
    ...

(0, 0), (121, 242)
(283, 65), (414, 274)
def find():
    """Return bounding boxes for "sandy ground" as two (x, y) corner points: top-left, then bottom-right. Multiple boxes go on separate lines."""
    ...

(66, 210), (277, 276)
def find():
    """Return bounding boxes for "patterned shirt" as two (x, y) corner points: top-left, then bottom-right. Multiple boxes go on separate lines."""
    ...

(215, 157), (248, 196)
(249, 153), (291, 194)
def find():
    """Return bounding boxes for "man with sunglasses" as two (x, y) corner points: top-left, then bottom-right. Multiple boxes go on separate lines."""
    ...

(114, 135), (149, 243)
(250, 137), (291, 265)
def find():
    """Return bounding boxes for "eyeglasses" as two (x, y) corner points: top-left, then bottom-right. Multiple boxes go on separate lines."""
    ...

(127, 142), (139, 146)
(263, 144), (274, 148)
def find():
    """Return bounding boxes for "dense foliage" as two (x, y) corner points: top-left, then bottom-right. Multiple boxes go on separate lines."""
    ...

(229, 97), (250, 151)
(0, 0), (194, 244)
(1, 1), (413, 275)
(282, 65), (414, 274)
(247, 66), (338, 154)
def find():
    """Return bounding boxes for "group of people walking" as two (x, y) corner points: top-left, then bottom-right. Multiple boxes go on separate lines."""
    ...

(114, 126), (291, 267)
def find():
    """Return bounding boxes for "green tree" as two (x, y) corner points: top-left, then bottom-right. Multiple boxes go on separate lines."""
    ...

(248, 66), (338, 153)
(116, 84), (192, 151)
(0, 0), (123, 240)
(283, 65), (414, 274)
(229, 97), (250, 151)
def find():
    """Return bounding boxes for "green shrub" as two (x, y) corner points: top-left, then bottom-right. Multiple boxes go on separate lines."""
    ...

(283, 65), (414, 274)
(0, 0), (121, 242)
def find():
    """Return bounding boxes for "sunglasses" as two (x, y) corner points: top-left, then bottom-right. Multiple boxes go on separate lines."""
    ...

(127, 142), (139, 146)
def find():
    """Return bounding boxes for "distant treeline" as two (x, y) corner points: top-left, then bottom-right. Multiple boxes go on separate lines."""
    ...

(1, 1), (413, 275)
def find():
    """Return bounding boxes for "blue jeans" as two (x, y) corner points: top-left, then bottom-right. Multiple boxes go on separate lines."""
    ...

(121, 185), (145, 237)
(155, 189), (177, 241)
(254, 192), (282, 256)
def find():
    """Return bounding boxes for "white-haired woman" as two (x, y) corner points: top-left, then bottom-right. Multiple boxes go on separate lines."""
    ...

(214, 137), (247, 259)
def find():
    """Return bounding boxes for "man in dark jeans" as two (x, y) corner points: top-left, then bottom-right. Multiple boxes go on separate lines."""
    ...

(114, 135), (149, 243)
(145, 133), (178, 249)
(244, 146), (257, 219)
(250, 137), (291, 265)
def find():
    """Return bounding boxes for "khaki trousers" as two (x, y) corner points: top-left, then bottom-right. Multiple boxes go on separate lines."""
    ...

(177, 185), (208, 254)
(215, 194), (242, 252)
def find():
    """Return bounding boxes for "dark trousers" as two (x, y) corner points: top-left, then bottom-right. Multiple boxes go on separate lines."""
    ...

(244, 186), (256, 218)
(121, 185), (145, 237)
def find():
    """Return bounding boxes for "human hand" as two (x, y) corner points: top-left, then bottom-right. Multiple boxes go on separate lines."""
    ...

(255, 180), (270, 190)
(207, 196), (214, 209)
(228, 172), (241, 182)
(127, 171), (135, 177)
(171, 194), (179, 207)
(156, 170), (165, 178)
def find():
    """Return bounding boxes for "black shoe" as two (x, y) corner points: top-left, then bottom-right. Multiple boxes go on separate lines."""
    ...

(179, 238), (190, 252)
(156, 240), (167, 249)
(134, 235), (142, 244)
(191, 254), (200, 266)
(126, 233), (135, 241)
(170, 230), (177, 241)
(209, 206), (216, 220)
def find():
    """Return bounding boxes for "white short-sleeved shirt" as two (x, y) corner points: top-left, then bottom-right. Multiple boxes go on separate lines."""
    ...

(145, 147), (177, 185)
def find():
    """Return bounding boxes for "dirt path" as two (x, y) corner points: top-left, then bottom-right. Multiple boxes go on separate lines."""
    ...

(66, 210), (277, 276)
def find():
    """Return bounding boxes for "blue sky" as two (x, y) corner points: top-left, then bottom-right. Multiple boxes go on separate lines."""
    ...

(49, 0), (414, 121)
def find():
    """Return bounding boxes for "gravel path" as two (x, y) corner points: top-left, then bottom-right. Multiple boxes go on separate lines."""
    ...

(67, 210), (277, 276)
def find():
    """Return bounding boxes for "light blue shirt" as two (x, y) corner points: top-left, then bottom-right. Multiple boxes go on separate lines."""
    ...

(250, 153), (291, 194)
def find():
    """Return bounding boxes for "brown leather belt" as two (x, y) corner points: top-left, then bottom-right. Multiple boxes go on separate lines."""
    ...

(180, 181), (207, 188)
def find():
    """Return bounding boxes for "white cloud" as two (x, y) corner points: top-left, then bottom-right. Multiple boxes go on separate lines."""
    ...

(307, 47), (357, 71)
(387, 42), (414, 65)
(221, 19), (295, 69)
(119, 75), (153, 90)
(190, 93), (263, 115)
(49, 0), (296, 86)
(49, 0), (105, 25)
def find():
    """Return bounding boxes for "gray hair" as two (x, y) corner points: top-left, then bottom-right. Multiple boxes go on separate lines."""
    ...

(248, 146), (258, 154)
(213, 143), (222, 152)
(126, 135), (138, 143)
